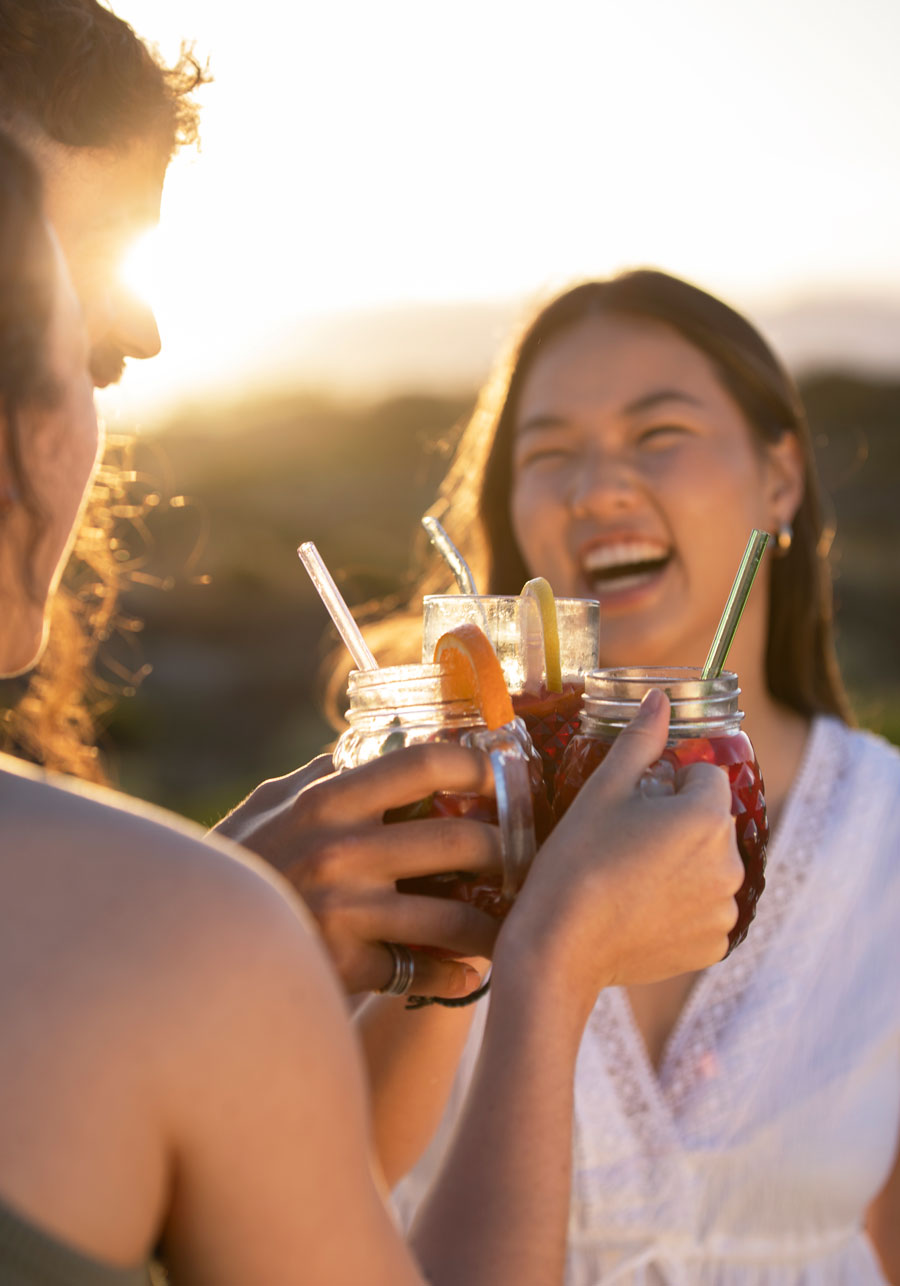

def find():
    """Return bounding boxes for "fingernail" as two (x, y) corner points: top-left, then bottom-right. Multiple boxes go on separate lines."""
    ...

(461, 965), (483, 991)
(640, 687), (664, 714)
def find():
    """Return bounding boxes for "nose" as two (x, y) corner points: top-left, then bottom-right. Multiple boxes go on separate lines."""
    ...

(568, 446), (640, 518)
(112, 286), (161, 360)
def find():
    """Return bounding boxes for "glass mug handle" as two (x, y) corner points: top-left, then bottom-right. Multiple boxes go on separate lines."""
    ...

(470, 726), (537, 902)
(638, 757), (677, 798)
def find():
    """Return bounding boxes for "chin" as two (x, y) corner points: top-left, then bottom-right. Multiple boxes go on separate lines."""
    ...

(0, 612), (48, 679)
(596, 631), (672, 671)
(596, 615), (712, 673)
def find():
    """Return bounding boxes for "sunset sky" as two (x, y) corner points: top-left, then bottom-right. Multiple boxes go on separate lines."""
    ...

(102, 0), (900, 424)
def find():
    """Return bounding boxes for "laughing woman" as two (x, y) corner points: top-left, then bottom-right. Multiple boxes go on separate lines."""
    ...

(359, 273), (900, 1284)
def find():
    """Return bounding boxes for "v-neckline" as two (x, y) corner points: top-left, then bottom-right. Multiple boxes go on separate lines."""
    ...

(602, 716), (835, 1125)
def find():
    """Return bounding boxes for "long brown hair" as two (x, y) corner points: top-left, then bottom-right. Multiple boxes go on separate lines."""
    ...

(343, 271), (851, 725)
(0, 130), (127, 780)
(0, 0), (208, 780)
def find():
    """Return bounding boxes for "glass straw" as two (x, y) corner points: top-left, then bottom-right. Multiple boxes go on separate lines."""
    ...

(421, 516), (479, 594)
(297, 541), (379, 671)
(701, 529), (771, 679)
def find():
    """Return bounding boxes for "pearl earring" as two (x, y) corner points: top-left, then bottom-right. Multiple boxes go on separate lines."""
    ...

(775, 522), (793, 556)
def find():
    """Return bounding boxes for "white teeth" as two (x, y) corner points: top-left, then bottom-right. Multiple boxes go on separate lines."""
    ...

(594, 572), (654, 592)
(582, 542), (669, 573)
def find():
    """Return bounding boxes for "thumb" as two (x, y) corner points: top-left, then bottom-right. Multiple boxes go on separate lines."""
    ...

(591, 687), (671, 796)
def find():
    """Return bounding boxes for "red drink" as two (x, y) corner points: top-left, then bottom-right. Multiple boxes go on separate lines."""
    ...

(553, 668), (767, 954)
(513, 681), (584, 806)
(392, 728), (552, 919)
(555, 730), (766, 951)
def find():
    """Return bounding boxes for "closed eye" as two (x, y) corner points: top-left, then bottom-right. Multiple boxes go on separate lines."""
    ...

(515, 443), (575, 469)
(638, 423), (693, 448)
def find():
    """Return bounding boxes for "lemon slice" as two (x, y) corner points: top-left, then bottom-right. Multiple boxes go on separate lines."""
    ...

(433, 623), (515, 731)
(521, 576), (562, 693)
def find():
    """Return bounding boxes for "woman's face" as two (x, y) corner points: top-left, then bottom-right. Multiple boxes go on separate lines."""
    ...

(0, 232), (101, 676)
(509, 313), (802, 671)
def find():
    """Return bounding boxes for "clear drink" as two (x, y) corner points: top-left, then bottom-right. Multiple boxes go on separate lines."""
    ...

(422, 595), (599, 807)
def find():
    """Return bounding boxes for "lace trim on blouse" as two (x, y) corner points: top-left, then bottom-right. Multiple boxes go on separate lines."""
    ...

(574, 714), (876, 1240)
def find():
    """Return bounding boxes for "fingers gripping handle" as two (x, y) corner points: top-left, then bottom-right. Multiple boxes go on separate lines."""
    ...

(409, 728), (537, 1011)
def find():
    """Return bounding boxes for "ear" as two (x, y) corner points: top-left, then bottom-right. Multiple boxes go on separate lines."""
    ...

(761, 430), (805, 530)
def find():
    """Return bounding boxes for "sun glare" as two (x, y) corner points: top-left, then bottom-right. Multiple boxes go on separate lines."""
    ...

(98, 0), (900, 427)
(121, 228), (162, 309)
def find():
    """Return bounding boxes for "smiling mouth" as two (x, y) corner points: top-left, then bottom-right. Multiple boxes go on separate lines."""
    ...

(582, 542), (672, 594)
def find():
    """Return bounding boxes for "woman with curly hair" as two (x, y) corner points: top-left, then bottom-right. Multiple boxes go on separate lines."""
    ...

(0, 0), (208, 780)
(0, 128), (746, 1285)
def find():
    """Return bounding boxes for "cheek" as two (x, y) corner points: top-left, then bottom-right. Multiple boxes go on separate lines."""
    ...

(657, 444), (767, 533)
(510, 469), (570, 579)
(49, 418), (99, 526)
(75, 387), (102, 485)
(509, 470), (528, 541)
(22, 395), (100, 593)
(510, 471), (546, 555)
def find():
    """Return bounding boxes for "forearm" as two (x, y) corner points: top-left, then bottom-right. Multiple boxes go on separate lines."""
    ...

(869, 1228), (900, 1285)
(407, 692), (743, 1286)
(356, 992), (479, 1185)
(409, 962), (588, 1286)
(867, 1178), (900, 1283)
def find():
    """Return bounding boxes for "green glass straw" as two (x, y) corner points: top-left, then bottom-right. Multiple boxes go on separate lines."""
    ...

(701, 529), (771, 680)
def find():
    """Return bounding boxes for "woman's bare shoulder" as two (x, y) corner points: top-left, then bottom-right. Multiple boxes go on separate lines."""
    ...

(0, 758), (365, 1271)
(0, 752), (326, 988)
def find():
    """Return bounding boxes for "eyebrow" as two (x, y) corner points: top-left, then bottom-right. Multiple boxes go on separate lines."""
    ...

(516, 388), (704, 436)
(624, 389), (703, 416)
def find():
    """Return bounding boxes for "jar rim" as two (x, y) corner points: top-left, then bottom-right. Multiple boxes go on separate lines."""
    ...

(424, 593), (599, 609)
(345, 663), (483, 721)
(585, 667), (738, 698)
(582, 667), (742, 731)
(587, 665), (738, 682)
(348, 663), (443, 691)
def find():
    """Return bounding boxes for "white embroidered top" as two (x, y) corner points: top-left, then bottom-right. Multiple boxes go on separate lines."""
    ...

(394, 718), (900, 1284)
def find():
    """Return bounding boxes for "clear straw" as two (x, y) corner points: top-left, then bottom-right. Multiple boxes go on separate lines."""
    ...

(701, 529), (771, 679)
(297, 541), (379, 671)
(421, 516), (479, 595)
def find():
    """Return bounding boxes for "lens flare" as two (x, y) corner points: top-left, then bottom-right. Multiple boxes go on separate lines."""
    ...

(121, 228), (162, 308)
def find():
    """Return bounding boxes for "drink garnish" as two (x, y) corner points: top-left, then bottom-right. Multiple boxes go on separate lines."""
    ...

(521, 576), (562, 693)
(433, 623), (515, 731)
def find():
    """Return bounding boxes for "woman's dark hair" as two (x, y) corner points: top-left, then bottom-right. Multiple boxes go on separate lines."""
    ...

(0, 128), (121, 780)
(0, 131), (55, 401)
(340, 270), (851, 725)
(0, 0), (208, 157)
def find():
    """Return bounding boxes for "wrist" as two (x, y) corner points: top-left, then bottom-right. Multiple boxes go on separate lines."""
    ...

(489, 932), (602, 1044)
(493, 852), (640, 1021)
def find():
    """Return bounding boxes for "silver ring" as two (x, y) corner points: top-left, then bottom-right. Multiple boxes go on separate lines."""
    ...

(377, 942), (416, 996)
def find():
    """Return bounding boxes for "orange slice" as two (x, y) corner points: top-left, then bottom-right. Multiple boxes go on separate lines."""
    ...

(521, 576), (562, 693)
(433, 623), (515, 731)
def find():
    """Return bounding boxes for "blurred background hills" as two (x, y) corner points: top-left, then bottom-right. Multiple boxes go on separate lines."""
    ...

(94, 336), (900, 824)
(232, 295), (900, 395)
(105, 294), (900, 422)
